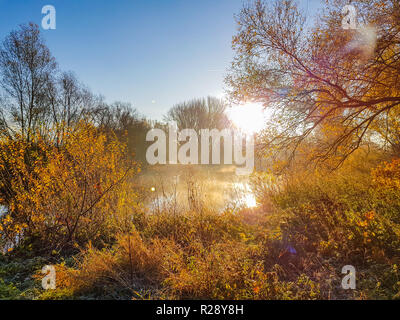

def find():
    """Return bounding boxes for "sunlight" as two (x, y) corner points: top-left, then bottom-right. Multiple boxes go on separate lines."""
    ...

(226, 102), (268, 134)
(243, 192), (257, 208)
(233, 182), (257, 208)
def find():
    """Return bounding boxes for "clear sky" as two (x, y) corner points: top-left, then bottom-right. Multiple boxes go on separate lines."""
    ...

(0, 0), (323, 120)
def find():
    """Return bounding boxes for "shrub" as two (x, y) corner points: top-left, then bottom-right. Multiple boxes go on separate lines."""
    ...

(0, 122), (139, 254)
(254, 156), (400, 299)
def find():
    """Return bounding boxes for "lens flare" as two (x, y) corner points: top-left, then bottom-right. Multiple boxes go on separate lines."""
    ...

(227, 102), (268, 134)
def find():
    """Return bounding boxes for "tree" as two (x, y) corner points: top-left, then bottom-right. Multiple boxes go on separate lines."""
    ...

(227, 0), (400, 167)
(0, 23), (57, 142)
(0, 24), (143, 254)
(165, 96), (231, 131)
(44, 71), (96, 145)
(90, 102), (152, 163)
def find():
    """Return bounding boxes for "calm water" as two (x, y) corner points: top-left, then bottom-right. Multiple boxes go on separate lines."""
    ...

(140, 166), (257, 213)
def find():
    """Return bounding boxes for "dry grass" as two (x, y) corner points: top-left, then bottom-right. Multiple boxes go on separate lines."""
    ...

(32, 156), (400, 300)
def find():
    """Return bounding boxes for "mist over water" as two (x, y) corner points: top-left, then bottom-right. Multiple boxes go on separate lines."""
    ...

(139, 165), (257, 213)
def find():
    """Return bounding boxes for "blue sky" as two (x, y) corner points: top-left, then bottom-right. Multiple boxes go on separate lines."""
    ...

(0, 0), (323, 120)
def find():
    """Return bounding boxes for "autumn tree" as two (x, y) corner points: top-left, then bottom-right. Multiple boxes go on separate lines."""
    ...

(227, 0), (400, 167)
(0, 24), (144, 254)
(0, 23), (104, 146)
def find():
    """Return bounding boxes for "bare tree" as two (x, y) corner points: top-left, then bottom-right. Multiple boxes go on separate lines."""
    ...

(44, 71), (94, 145)
(89, 102), (152, 162)
(0, 23), (57, 141)
(165, 96), (231, 131)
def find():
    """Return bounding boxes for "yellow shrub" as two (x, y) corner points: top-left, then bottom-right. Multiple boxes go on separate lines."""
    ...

(0, 121), (138, 252)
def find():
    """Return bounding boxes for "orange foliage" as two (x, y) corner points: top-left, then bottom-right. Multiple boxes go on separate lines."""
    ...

(0, 121), (138, 252)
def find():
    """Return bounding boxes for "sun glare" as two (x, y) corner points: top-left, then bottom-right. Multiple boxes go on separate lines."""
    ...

(226, 102), (268, 134)
(233, 182), (257, 208)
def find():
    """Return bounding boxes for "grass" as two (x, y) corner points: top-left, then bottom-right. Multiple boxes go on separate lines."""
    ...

(1, 156), (400, 300)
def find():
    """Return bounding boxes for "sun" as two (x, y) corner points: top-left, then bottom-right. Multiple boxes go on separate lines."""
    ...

(226, 102), (268, 134)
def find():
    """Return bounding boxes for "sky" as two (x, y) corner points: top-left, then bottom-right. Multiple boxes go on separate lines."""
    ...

(0, 0), (323, 120)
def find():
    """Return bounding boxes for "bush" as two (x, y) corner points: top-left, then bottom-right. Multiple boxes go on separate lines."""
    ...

(253, 156), (400, 299)
(0, 122), (139, 254)
(51, 209), (322, 300)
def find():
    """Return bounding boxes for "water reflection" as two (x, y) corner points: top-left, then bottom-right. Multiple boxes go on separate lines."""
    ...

(231, 182), (257, 208)
(146, 177), (257, 213)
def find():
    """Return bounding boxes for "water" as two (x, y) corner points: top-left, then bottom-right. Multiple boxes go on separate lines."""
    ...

(147, 178), (257, 213)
